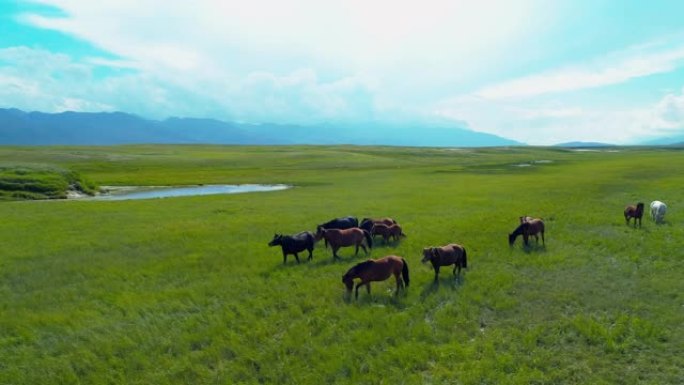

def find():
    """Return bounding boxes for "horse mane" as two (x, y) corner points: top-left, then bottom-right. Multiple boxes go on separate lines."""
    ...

(512, 222), (528, 235)
(349, 259), (375, 274)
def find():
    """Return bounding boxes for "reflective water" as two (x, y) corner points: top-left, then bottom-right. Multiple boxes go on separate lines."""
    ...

(90, 184), (290, 201)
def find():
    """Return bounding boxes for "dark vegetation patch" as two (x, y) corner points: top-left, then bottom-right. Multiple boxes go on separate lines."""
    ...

(0, 165), (97, 200)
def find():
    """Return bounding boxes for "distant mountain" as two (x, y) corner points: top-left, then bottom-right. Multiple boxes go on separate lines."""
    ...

(641, 135), (684, 146)
(555, 141), (616, 147)
(0, 108), (522, 147)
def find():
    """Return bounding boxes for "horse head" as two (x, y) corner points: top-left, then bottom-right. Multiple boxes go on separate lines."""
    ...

(268, 234), (282, 246)
(342, 273), (354, 292)
(421, 247), (435, 263)
(420, 247), (432, 263)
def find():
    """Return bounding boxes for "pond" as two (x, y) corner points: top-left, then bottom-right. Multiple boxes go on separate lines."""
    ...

(85, 184), (291, 201)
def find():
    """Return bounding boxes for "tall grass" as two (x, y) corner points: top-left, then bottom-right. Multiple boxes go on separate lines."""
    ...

(0, 145), (682, 384)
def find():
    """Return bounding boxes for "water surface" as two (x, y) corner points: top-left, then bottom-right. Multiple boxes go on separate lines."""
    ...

(90, 184), (290, 201)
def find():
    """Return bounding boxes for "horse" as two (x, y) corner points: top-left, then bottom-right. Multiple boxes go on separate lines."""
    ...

(268, 231), (315, 264)
(422, 244), (467, 281)
(370, 223), (407, 243)
(388, 224), (406, 241)
(509, 218), (545, 246)
(370, 223), (391, 242)
(360, 217), (397, 233)
(650, 201), (667, 223)
(317, 216), (359, 248)
(342, 255), (409, 299)
(624, 202), (644, 228)
(316, 227), (372, 259)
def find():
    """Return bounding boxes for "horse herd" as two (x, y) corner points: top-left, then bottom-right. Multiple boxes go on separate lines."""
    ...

(269, 200), (668, 299)
(625, 200), (668, 228)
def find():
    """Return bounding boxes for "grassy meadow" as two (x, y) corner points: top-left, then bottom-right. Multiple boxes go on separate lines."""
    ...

(0, 145), (682, 384)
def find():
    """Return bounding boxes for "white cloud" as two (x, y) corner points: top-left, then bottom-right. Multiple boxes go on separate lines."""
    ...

(434, 87), (684, 145)
(474, 44), (684, 99)
(14, 0), (551, 118)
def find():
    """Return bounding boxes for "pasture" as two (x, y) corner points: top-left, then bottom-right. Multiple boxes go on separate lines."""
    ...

(0, 145), (682, 384)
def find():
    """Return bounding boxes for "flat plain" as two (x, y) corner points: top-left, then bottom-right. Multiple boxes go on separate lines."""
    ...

(0, 145), (682, 384)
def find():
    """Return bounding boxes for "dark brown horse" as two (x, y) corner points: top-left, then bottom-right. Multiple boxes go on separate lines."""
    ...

(422, 244), (468, 280)
(370, 223), (392, 242)
(360, 217), (397, 232)
(342, 255), (409, 299)
(371, 223), (407, 243)
(388, 224), (406, 241)
(509, 218), (545, 246)
(624, 202), (644, 228)
(316, 227), (372, 259)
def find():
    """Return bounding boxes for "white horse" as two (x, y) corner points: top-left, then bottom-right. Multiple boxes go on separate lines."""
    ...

(650, 201), (667, 223)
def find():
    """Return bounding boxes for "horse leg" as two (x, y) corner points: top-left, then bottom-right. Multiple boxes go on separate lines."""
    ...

(282, 251), (287, 264)
(333, 246), (340, 259)
(355, 282), (363, 299)
(294, 252), (300, 264)
(355, 244), (359, 256)
(541, 231), (545, 245)
(395, 274), (403, 294)
(434, 266), (440, 281)
(307, 247), (313, 261)
(360, 244), (368, 255)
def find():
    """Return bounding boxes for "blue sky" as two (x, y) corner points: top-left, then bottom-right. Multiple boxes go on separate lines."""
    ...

(2, 0), (684, 144)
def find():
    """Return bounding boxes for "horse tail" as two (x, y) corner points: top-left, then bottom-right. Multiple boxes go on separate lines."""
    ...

(462, 247), (468, 268)
(363, 229), (373, 249)
(401, 257), (410, 287)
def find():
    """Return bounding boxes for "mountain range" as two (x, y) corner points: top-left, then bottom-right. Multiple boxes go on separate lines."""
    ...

(0, 108), (522, 147)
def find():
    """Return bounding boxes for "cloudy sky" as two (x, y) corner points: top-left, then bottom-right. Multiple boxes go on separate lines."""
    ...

(2, 0), (684, 144)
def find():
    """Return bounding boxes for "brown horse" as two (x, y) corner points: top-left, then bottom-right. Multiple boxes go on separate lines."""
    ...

(509, 218), (545, 246)
(342, 255), (409, 299)
(360, 217), (397, 232)
(624, 202), (644, 228)
(316, 227), (373, 259)
(388, 224), (406, 241)
(422, 244), (468, 280)
(371, 223), (407, 243)
(370, 223), (390, 241)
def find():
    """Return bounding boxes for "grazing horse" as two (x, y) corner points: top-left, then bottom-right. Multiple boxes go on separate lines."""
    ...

(268, 231), (315, 264)
(509, 218), (545, 246)
(624, 202), (644, 228)
(650, 201), (667, 223)
(422, 244), (468, 281)
(342, 255), (409, 299)
(360, 217), (397, 233)
(317, 216), (359, 248)
(316, 228), (372, 259)
(370, 223), (407, 243)
(388, 224), (406, 241)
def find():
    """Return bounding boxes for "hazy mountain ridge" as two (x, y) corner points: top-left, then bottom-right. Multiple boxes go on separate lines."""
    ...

(0, 108), (522, 147)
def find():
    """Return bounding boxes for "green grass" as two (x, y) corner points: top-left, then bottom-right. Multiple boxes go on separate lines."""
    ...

(0, 145), (682, 384)
(0, 162), (97, 200)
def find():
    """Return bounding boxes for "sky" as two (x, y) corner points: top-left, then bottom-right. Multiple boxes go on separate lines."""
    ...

(2, 0), (684, 145)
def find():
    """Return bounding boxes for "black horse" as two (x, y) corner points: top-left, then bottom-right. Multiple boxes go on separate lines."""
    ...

(317, 216), (359, 247)
(268, 231), (315, 264)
